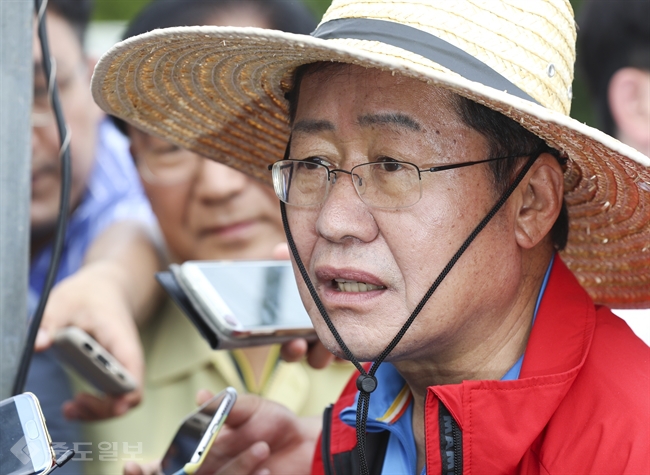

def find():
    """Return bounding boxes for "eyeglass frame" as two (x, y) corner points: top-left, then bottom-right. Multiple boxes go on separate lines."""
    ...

(268, 152), (540, 209)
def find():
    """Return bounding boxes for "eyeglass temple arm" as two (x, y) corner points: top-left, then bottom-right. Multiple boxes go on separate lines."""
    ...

(424, 154), (525, 173)
(424, 146), (562, 174)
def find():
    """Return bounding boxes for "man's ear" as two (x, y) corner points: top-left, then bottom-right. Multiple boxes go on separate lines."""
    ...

(609, 67), (650, 156)
(514, 153), (564, 249)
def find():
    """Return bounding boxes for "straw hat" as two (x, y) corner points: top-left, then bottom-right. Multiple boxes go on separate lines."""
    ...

(91, 0), (649, 308)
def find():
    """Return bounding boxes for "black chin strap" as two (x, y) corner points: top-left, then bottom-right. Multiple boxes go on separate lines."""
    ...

(281, 151), (541, 475)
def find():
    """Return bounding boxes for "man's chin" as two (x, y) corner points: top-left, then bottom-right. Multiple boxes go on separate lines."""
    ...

(320, 334), (384, 364)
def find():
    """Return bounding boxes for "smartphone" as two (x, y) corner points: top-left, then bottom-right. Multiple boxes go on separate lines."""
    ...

(160, 387), (237, 475)
(0, 393), (55, 475)
(52, 327), (137, 395)
(171, 260), (316, 349)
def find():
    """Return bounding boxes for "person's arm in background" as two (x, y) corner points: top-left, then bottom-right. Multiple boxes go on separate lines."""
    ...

(35, 219), (163, 420)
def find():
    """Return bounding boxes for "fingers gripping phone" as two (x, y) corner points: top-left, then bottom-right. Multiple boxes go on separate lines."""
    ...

(0, 393), (55, 475)
(160, 387), (237, 475)
(52, 327), (136, 395)
(171, 260), (316, 349)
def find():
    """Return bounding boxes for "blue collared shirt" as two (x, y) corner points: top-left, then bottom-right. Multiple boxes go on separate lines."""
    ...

(340, 256), (555, 474)
(25, 119), (154, 473)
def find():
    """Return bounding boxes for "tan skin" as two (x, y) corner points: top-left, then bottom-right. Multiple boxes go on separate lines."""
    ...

(124, 65), (564, 475)
(31, 11), (101, 253)
(287, 65), (563, 473)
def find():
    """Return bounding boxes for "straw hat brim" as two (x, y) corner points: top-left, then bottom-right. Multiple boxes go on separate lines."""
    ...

(91, 26), (650, 308)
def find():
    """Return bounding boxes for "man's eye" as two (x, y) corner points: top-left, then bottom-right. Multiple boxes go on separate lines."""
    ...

(300, 157), (330, 169)
(153, 144), (181, 154)
(375, 157), (403, 172)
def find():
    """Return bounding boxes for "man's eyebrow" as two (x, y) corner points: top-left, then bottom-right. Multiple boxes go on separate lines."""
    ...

(358, 113), (422, 131)
(292, 119), (335, 134)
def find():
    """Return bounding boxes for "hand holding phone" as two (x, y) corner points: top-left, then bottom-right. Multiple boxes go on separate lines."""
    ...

(160, 387), (237, 475)
(0, 393), (55, 475)
(52, 327), (137, 395)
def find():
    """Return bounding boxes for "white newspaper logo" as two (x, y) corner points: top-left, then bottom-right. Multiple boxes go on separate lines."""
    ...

(10, 436), (42, 465)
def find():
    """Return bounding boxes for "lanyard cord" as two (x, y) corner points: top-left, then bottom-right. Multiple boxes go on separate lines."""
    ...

(281, 150), (542, 475)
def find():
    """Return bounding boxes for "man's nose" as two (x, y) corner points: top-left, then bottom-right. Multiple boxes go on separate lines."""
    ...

(194, 158), (248, 202)
(315, 167), (378, 244)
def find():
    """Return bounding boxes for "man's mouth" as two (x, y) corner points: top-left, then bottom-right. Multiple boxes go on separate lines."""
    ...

(334, 278), (386, 292)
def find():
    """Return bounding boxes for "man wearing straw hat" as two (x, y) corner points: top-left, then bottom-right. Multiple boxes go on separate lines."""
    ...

(93, 0), (649, 473)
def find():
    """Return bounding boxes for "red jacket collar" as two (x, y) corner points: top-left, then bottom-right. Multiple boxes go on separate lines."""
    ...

(427, 256), (596, 473)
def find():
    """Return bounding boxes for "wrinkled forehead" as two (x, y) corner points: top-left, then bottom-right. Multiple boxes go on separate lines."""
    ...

(290, 62), (462, 125)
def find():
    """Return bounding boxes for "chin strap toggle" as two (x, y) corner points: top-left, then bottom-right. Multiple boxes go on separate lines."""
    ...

(356, 374), (378, 393)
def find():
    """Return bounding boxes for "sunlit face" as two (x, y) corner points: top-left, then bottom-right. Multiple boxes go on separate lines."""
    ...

(287, 65), (525, 363)
(129, 129), (286, 262)
(31, 12), (102, 243)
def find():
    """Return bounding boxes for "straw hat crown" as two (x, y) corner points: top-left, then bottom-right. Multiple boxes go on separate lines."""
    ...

(321, 0), (576, 114)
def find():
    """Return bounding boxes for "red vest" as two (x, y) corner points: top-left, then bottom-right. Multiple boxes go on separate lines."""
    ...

(313, 257), (650, 474)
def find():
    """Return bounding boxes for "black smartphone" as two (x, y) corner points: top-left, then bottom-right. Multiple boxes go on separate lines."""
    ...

(160, 387), (237, 475)
(171, 260), (316, 349)
(0, 393), (55, 475)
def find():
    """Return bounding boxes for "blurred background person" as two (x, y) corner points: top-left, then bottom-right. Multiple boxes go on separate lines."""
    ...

(577, 0), (650, 343)
(81, 1), (354, 472)
(27, 0), (162, 470)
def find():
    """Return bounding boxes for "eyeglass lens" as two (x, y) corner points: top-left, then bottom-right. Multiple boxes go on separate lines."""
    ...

(272, 160), (422, 209)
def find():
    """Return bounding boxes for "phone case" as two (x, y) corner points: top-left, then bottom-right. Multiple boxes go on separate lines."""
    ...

(183, 387), (237, 475)
(156, 264), (316, 350)
(159, 387), (237, 475)
(155, 271), (220, 349)
(52, 327), (137, 395)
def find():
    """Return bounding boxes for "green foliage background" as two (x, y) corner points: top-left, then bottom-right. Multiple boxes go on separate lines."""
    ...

(93, 0), (594, 127)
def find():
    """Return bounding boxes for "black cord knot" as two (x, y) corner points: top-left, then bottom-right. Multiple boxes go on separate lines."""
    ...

(356, 374), (377, 393)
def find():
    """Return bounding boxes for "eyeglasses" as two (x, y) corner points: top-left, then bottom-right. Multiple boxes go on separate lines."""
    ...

(269, 154), (533, 209)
